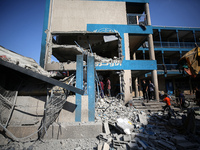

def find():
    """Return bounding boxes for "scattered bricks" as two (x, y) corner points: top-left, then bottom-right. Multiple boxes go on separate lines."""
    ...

(177, 142), (199, 150)
(103, 121), (110, 135)
(102, 142), (109, 150)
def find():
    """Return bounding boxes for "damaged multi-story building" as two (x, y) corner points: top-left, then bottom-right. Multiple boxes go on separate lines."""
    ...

(0, 0), (200, 145)
(40, 0), (200, 98)
(40, 0), (159, 103)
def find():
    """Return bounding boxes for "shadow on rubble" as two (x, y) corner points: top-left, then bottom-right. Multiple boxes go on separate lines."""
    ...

(96, 98), (200, 150)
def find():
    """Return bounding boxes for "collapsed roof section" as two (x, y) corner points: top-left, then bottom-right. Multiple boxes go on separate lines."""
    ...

(0, 46), (55, 77)
(45, 31), (123, 71)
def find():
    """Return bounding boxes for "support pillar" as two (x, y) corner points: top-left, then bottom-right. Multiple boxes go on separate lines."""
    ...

(124, 33), (132, 103)
(135, 78), (139, 97)
(75, 55), (83, 122)
(87, 55), (95, 122)
(146, 3), (159, 101)
(133, 53), (139, 98)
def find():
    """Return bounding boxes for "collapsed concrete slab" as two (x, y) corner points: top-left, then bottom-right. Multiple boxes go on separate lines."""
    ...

(0, 46), (54, 77)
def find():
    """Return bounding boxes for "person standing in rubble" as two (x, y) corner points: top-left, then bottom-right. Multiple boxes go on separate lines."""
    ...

(106, 77), (111, 97)
(178, 90), (185, 108)
(148, 80), (155, 100)
(99, 80), (104, 98)
(142, 79), (148, 101)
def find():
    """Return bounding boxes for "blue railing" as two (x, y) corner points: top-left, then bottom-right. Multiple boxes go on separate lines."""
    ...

(154, 41), (200, 49)
(127, 14), (147, 25)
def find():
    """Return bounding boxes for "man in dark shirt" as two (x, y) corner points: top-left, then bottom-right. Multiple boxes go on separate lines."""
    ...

(142, 80), (148, 101)
(178, 90), (185, 108)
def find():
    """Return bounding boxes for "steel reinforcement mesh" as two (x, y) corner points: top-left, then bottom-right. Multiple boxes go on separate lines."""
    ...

(0, 86), (17, 127)
(38, 75), (74, 139)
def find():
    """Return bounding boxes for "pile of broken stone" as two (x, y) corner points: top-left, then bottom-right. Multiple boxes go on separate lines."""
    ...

(95, 97), (200, 150)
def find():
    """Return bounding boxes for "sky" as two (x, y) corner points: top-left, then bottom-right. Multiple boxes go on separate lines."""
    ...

(0, 0), (200, 64)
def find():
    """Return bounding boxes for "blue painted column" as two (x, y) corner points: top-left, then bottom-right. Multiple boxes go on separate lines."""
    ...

(75, 55), (83, 122)
(176, 30), (180, 48)
(87, 55), (95, 122)
(143, 50), (145, 60)
(158, 29), (163, 48)
(40, 0), (50, 68)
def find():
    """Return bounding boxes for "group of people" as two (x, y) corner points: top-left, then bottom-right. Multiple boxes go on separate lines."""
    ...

(99, 77), (111, 98)
(142, 79), (155, 102)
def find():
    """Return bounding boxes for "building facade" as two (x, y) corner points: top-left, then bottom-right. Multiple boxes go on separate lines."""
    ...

(40, 0), (159, 104)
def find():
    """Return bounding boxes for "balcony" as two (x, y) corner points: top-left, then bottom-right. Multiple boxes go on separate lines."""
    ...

(154, 41), (200, 49)
(127, 14), (147, 25)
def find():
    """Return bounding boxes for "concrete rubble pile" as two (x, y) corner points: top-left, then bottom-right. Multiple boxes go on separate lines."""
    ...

(95, 97), (200, 150)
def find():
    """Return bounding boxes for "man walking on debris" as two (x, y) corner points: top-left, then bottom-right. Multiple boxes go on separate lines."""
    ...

(163, 93), (176, 119)
(148, 80), (155, 100)
(142, 79), (148, 101)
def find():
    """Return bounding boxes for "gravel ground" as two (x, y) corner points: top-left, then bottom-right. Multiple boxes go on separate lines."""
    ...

(0, 138), (99, 150)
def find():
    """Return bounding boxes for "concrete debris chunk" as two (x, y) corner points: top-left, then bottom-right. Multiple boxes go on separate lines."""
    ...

(102, 142), (109, 150)
(116, 118), (134, 134)
(103, 121), (110, 135)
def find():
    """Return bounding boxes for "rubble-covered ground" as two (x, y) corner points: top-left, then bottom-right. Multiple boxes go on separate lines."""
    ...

(0, 97), (200, 150)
